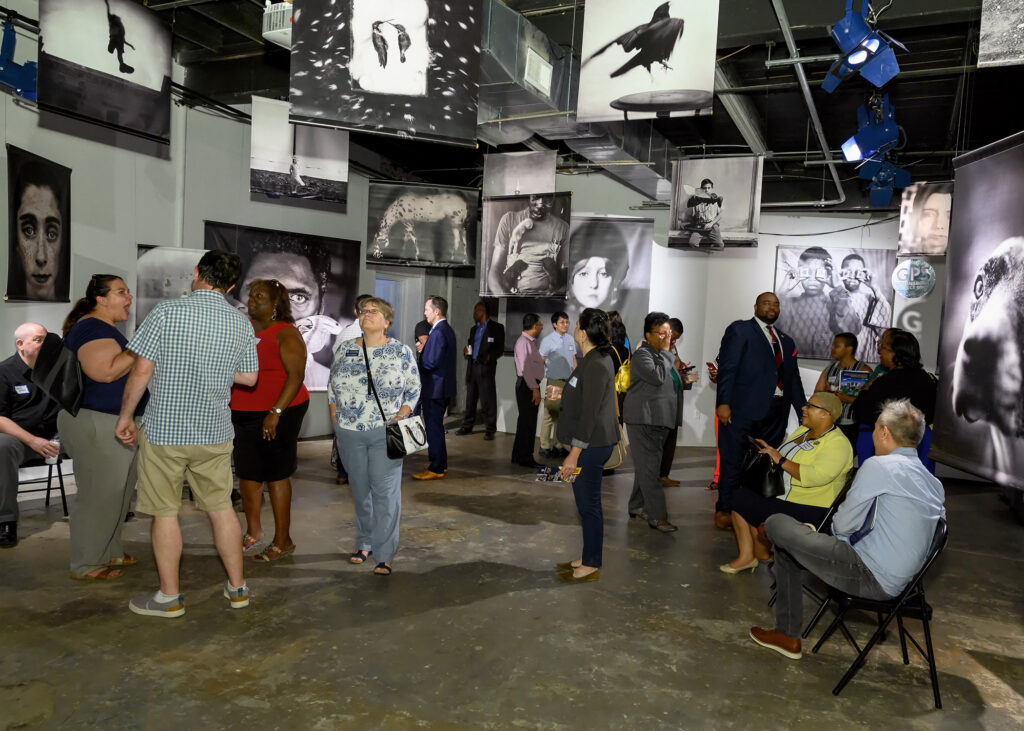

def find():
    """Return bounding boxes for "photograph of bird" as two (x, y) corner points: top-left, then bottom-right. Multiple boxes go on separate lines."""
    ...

(371, 19), (412, 68)
(582, 2), (684, 78)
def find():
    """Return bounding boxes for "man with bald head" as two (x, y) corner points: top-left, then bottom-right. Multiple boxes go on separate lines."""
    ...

(0, 323), (62, 547)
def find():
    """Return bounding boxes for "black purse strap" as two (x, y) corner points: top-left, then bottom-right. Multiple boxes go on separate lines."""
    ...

(362, 339), (389, 427)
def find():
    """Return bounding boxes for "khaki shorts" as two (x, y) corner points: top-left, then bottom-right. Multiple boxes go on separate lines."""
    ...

(135, 428), (234, 517)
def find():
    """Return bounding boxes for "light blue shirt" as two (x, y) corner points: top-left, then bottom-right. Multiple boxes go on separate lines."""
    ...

(832, 447), (945, 596)
(539, 331), (576, 380)
(329, 338), (421, 431)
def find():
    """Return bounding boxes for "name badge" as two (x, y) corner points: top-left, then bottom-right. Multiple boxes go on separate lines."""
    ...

(14, 384), (29, 395)
(487, 337), (494, 343)
(346, 349), (359, 357)
(797, 442), (815, 451)
(568, 376), (578, 388)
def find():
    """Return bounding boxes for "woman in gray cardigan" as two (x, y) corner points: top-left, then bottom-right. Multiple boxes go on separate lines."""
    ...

(554, 308), (619, 583)
(623, 311), (684, 532)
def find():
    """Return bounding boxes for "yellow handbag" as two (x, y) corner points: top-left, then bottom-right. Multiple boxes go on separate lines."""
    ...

(613, 347), (630, 394)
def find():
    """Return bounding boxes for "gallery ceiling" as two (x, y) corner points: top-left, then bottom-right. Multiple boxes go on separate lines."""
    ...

(147, 0), (1020, 209)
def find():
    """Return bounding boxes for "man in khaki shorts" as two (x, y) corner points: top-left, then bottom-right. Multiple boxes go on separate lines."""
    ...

(116, 251), (258, 618)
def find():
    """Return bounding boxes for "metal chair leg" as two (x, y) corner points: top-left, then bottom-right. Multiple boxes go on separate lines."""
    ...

(45, 464), (54, 506)
(833, 610), (899, 697)
(921, 614), (942, 709)
(57, 461), (68, 517)
(896, 614), (910, 664)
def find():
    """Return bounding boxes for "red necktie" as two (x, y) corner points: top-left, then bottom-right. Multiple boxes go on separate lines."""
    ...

(767, 325), (783, 390)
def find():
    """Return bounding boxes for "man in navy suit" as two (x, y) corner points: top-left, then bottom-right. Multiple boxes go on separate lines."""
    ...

(413, 296), (457, 481)
(456, 301), (505, 440)
(714, 292), (806, 528)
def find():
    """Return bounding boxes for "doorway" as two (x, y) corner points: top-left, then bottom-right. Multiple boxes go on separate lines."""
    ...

(371, 266), (425, 345)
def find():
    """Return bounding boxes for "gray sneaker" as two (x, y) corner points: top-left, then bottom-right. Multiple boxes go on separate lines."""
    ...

(224, 582), (250, 609)
(129, 592), (185, 618)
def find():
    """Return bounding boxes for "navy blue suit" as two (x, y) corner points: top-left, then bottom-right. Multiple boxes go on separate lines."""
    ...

(420, 319), (457, 472)
(715, 318), (806, 513)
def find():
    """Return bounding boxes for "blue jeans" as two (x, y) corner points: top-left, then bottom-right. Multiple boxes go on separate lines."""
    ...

(572, 444), (615, 568)
(334, 425), (403, 563)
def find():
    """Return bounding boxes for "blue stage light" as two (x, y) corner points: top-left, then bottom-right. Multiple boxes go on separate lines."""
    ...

(842, 94), (899, 162)
(858, 159), (911, 207)
(822, 0), (905, 93)
(0, 21), (37, 101)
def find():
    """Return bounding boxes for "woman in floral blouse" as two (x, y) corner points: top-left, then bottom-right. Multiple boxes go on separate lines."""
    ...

(328, 297), (420, 575)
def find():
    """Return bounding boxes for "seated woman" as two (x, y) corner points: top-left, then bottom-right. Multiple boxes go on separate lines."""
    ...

(720, 392), (853, 574)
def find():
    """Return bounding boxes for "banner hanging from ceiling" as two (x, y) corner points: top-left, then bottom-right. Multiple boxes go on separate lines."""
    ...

(668, 156), (763, 250)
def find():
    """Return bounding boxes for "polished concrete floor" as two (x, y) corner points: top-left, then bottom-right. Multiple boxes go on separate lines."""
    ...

(3, 431), (1024, 730)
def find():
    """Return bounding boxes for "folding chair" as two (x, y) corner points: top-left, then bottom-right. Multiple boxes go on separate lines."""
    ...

(17, 454), (69, 517)
(809, 518), (948, 708)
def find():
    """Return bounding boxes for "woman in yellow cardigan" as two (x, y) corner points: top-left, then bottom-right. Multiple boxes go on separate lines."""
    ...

(720, 392), (853, 574)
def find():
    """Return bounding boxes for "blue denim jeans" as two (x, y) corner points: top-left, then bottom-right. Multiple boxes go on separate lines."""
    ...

(572, 444), (615, 568)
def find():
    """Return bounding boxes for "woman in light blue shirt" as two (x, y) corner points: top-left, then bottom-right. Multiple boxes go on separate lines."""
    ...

(328, 297), (420, 575)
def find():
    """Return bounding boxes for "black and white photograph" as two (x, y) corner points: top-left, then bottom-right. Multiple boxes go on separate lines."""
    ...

(249, 96), (350, 205)
(978, 0), (1024, 68)
(501, 297), (572, 354)
(482, 151), (557, 197)
(289, 0), (482, 145)
(897, 182), (953, 257)
(576, 0), (718, 123)
(5, 145), (71, 303)
(367, 181), (479, 269)
(773, 245), (896, 362)
(479, 192), (572, 297)
(205, 221), (361, 391)
(932, 131), (1024, 490)
(668, 156), (764, 250)
(133, 245), (206, 331)
(38, 0), (172, 143)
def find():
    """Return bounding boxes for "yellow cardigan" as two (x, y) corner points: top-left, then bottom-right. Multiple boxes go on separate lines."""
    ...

(782, 426), (853, 508)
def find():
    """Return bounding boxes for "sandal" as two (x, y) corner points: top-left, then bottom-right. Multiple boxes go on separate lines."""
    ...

(373, 562), (392, 576)
(242, 533), (262, 552)
(109, 554), (137, 566)
(70, 566), (123, 581)
(349, 550), (371, 564)
(253, 544), (295, 562)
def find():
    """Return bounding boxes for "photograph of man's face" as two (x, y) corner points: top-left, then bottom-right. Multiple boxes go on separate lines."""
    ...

(239, 252), (322, 321)
(914, 191), (952, 252)
(528, 194), (553, 220)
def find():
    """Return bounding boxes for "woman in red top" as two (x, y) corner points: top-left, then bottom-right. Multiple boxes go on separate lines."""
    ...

(230, 279), (309, 562)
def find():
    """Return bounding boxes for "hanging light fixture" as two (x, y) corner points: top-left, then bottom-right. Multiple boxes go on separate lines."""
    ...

(859, 159), (911, 207)
(841, 93), (900, 162)
(822, 0), (905, 93)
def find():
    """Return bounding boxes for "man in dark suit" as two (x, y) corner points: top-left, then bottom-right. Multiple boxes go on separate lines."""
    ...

(715, 292), (806, 529)
(413, 296), (457, 481)
(457, 301), (505, 440)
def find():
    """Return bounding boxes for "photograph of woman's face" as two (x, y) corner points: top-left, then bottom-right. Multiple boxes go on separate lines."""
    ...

(571, 256), (614, 308)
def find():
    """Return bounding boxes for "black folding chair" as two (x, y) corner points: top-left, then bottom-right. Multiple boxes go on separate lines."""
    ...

(809, 518), (948, 708)
(18, 454), (69, 517)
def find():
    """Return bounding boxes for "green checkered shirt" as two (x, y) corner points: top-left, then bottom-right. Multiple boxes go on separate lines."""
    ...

(129, 289), (258, 446)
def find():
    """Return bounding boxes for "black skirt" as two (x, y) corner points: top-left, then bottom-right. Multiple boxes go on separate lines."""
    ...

(231, 401), (309, 482)
(731, 486), (828, 529)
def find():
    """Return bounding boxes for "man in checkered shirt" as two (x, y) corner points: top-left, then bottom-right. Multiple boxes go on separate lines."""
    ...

(116, 250), (259, 619)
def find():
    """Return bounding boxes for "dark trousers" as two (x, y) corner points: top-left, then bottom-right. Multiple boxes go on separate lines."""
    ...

(838, 422), (859, 451)
(461, 361), (498, 433)
(659, 425), (679, 478)
(1, 434), (31, 523)
(511, 378), (538, 464)
(627, 423), (670, 521)
(717, 398), (789, 513)
(422, 396), (448, 473)
(572, 444), (615, 568)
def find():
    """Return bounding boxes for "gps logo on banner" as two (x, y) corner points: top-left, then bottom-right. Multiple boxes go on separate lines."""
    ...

(892, 259), (936, 299)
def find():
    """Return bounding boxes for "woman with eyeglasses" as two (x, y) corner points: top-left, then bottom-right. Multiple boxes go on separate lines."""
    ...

(230, 279), (309, 562)
(328, 297), (420, 576)
(720, 392), (853, 574)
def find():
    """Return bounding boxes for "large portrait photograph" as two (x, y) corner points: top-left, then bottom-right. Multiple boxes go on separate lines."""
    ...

(367, 181), (479, 269)
(133, 245), (206, 331)
(5, 145), (72, 303)
(576, 0), (718, 123)
(289, 0), (482, 145)
(205, 222), (361, 391)
(38, 0), (172, 142)
(482, 151), (557, 197)
(897, 181), (953, 257)
(668, 156), (764, 250)
(479, 192), (572, 297)
(932, 131), (1024, 489)
(773, 245), (896, 362)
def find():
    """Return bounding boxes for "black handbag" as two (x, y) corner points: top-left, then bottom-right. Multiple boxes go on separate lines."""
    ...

(30, 332), (84, 417)
(740, 437), (787, 499)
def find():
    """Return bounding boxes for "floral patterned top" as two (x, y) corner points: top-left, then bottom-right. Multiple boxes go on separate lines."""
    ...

(328, 338), (421, 432)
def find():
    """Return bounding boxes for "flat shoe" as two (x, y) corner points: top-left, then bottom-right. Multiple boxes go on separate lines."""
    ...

(253, 544), (295, 562)
(373, 562), (392, 575)
(70, 567), (123, 581)
(242, 533), (262, 552)
(628, 510), (648, 520)
(557, 569), (600, 583)
(719, 558), (759, 574)
(555, 560), (582, 570)
(661, 477), (681, 487)
(109, 554), (137, 566)
(349, 550), (372, 564)
(648, 520), (679, 532)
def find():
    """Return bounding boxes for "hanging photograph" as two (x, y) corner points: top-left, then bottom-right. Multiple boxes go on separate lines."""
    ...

(978, 0), (1024, 68)
(576, 0), (718, 123)
(502, 297), (573, 353)
(668, 156), (764, 250)
(289, 0), (483, 146)
(205, 222), (361, 391)
(479, 192), (572, 297)
(37, 0), (172, 143)
(482, 151), (557, 197)
(773, 245), (896, 362)
(250, 97), (350, 205)
(367, 181), (479, 269)
(134, 246), (206, 331)
(932, 131), (1024, 490)
(897, 181), (953, 257)
(5, 145), (71, 303)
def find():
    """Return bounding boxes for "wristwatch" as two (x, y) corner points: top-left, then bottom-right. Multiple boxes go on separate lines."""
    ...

(777, 457), (787, 467)
(270, 407), (283, 415)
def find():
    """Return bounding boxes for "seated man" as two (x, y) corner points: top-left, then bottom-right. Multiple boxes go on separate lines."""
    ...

(0, 323), (62, 548)
(749, 398), (945, 659)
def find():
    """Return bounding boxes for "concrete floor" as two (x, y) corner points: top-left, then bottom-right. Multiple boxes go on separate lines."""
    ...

(2, 432), (1023, 730)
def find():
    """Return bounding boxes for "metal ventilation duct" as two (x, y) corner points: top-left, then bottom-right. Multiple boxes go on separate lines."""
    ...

(564, 121), (676, 201)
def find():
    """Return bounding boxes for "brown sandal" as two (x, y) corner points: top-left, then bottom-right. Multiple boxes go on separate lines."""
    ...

(253, 544), (295, 562)
(109, 554), (137, 566)
(70, 566), (123, 581)
(349, 550), (371, 564)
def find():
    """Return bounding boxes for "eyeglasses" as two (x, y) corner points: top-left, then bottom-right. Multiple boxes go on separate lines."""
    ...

(805, 402), (830, 413)
(359, 308), (382, 316)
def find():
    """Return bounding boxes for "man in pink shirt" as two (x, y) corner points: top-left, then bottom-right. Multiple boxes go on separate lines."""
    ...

(511, 314), (544, 467)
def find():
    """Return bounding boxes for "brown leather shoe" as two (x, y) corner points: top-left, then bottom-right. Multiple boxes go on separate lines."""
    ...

(714, 511), (732, 530)
(411, 469), (447, 481)
(749, 627), (802, 659)
(660, 476), (681, 487)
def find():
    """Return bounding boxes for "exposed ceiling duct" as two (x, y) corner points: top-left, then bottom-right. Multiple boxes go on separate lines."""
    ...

(565, 121), (676, 201)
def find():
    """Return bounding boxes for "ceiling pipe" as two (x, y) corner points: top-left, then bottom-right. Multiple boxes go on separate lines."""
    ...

(762, 0), (846, 208)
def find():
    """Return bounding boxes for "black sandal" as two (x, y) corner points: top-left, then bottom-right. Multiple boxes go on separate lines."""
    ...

(349, 550), (371, 564)
(373, 562), (392, 575)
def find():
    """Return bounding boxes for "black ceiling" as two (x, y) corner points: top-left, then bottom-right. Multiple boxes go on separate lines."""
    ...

(147, 0), (1021, 208)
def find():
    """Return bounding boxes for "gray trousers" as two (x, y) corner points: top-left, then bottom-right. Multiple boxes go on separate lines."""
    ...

(58, 410), (138, 574)
(765, 513), (893, 638)
(334, 424), (403, 563)
(0, 434), (32, 523)
(626, 423), (670, 521)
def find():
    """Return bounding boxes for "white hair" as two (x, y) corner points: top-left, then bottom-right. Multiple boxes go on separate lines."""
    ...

(877, 398), (926, 446)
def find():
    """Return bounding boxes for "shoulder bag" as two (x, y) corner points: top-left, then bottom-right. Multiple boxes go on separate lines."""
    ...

(604, 381), (628, 470)
(30, 332), (84, 417)
(362, 340), (427, 460)
(614, 349), (631, 394)
(739, 435), (791, 499)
